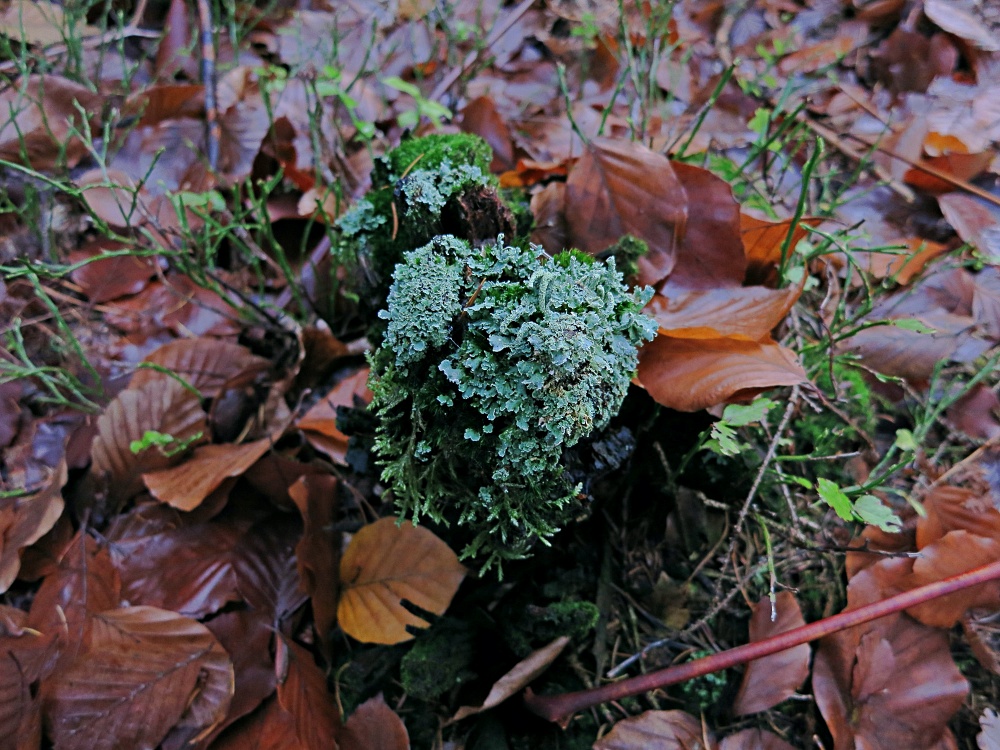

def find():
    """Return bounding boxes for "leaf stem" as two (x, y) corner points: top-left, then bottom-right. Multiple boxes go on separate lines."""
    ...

(523, 558), (1000, 724)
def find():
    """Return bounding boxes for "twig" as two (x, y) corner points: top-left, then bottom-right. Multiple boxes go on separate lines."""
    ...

(524, 557), (1000, 724)
(195, 0), (219, 171)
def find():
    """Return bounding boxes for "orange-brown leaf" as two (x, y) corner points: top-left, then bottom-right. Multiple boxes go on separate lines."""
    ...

(274, 635), (340, 750)
(564, 137), (686, 287)
(647, 285), (799, 341)
(637, 335), (807, 412)
(338, 518), (466, 645)
(0, 459), (65, 593)
(339, 694), (409, 750)
(733, 592), (809, 715)
(593, 710), (712, 750)
(129, 338), (269, 398)
(43, 606), (234, 750)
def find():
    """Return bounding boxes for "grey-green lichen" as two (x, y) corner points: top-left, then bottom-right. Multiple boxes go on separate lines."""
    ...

(369, 235), (657, 572)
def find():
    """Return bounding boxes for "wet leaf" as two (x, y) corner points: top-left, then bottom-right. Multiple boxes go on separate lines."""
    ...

(338, 518), (466, 645)
(90, 378), (207, 506)
(593, 710), (712, 750)
(451, 636), (569, 723)
(274, 635), (340, 750)
(129, 338), (270, 398)
(564, 137), (686, 287)
(143, 438), (273, 512)
(339, 693), (409, 750)
(733, 592), (810, 715)
(0, 75), (102, 169)
(906, 531), (1000, 628)
(647, 285), (800, 341)
(637, 335), (806, 412)
(43, 606), (234, 750)
(288, 474), (340, 653)
(813, 562), (968, 750)
(0, 459), (65, 593)
(719, 729), (797, 750)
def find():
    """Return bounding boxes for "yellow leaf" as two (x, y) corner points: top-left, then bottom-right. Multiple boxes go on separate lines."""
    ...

(338, 518), (466, 644)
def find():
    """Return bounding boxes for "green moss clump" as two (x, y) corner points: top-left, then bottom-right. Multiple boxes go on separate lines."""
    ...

(400, 619), (476, 701)
(369, 234), (657, 572)
(504, 600), (600, 658)
(335, 134), (515, 317)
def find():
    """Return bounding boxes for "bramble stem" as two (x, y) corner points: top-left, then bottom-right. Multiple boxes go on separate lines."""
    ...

(523, 559), (1000, 724)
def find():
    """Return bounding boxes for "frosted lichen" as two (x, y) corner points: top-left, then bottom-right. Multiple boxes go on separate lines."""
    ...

(369, 236), (656, 571)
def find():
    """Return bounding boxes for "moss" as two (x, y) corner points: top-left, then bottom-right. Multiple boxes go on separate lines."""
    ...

(400, 618), (476, 701)
(369, 234), (656, 572)
(372, 132), (493, 186)
(504, 600), (600, 658)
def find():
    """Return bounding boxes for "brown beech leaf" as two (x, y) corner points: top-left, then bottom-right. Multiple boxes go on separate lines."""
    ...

(68, 242), (162, 304)
(129, 338), (270, 398)
(338, 517), (466, 645)
(637, 335), (807, 412)
(719, 729), (797, 750)
(210, 696), (304, 750)
(43, 606), (234, 750)
(0, 75), (102, 169)
(924, 0), (1000, 52)
(938, 193), (1000, 261)
(0, 0), (100, 45)
(27, 533), (120, 672)
(274, 635), (340, 750)
(143, 437), (273, 512)
(450, 636), (569, 723)
(593, 709), (712, 750)
(813, 562), (968, 750)
(964, 608), (1000, 677)
(647, 285), (799, 341)
(906, 531), (1000, 628)
(741, 214), (820, 285)
(0, 458), (65, 593)
(90, 378), (208, 505)
(916, 485), (1000, 549)
(192, 610), (276, 748)
(288, 475), (340, 652)
(564, 137), (686, 287)
(297, 369), (372, 465)
(0, 626), (59, 749)
(662, 161), (744, 292)
(733, 592), (810, 715)
(339, 693), (409, 750)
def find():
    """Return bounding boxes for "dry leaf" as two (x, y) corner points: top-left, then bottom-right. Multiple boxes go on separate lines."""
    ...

(0, 459), (65, 593)
(297, 368), (372, 465)
(274, 635), (340, 750)
(450, 636), (569, 723)
(44, 606), (234, 750)
(733, 592), (810, 715)
(90, 378), (207, 505)
(647, 286), (799, 342)
(719, 729), (797, 750)
(637, 335), (807, 412)
(564, 137), (686, 287)
(338, 517), (466, 645)
(143, 438), (273, 512)
(339, 693), (409, 750)
(129, 338), (270, 398)
(593, 709), (712, 750)
(0, 0), (99, 45)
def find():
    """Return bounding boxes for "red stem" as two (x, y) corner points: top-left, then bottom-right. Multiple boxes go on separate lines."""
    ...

(523, 558), (1000, 724)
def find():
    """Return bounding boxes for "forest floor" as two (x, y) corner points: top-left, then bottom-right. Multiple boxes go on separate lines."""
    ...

(1, 0), (1000, 748)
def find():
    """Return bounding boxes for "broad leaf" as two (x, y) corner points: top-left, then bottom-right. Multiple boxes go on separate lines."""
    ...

(593, 710), (712, 750)
(338, 518), (466, 644)
(0, 459), (65, 593)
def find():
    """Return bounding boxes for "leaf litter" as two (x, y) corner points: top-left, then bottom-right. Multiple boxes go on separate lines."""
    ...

(0, 0), (999, 747)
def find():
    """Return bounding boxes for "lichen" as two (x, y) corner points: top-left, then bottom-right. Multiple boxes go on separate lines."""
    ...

(369, 234), (657, 572)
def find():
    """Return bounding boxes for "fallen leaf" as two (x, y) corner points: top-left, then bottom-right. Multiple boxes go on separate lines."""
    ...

(938, 191), (1000, 262)
(0, 0), (99, 45)
(129, 338), (270, 398)
(924, 0), (1000, 52)
(288, 474), (340, 653)
(905, 531), (1000, 628)
(741, 214), (821, 285)
(208, 696), (305, 750)
(43, 606), (234, 750)
(143, 438), (273, 512)
(964, 608), (1000, 677)
(338, 518), (466, 644)
(297, 368), (372, 465)
(647, 285), (799, 341)
(719, 729), (797, 750)
(593, 709), (712, 750)
(0, 625), (59, 748)
(813, 561), (968, 750)
(637, 335), (807, 412)
(68, 242), (162, 304)
(564, 137), (686, 287)
(0, 459), (65, 593)
(274, 635), (340, 750)
(916, 485), (1000, 550)
(733, 592), (810, 715)
(90, 378), (208, 505)
(450, 636), (569, 723)
(339, 693), (409, 750)
(980, 709), (1000, 750)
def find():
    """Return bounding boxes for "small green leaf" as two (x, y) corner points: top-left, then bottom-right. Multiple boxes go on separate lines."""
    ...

(891, 319), (937, 334)
(721, 398), (775, 427)
(854, 494), (902, 532)
(705, 422), (741, 456)
(894, 428), (917, 451)
(817, 477), (854, 522)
